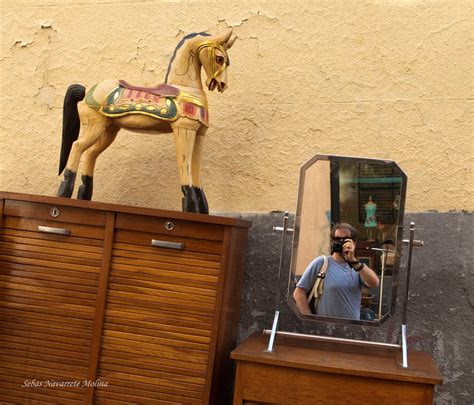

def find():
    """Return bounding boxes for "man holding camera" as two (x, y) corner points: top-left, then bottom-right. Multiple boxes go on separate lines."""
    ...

(293, 223), (380, 319)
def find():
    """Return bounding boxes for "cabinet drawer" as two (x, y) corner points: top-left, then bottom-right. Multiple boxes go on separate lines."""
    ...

(115, 212), (224, 241)
(4, 199), (107, 227)
(114, 228), (223, 256)
(2, 216), (105, 240)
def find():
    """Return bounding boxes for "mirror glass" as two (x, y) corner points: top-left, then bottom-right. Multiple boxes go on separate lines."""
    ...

(288, 155), (407, 325)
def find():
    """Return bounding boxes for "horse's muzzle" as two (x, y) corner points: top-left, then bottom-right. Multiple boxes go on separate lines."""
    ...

(208, 78), (227, 93)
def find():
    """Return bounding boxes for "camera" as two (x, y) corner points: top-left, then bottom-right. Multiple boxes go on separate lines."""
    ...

(331, 238), (344, 253)
(331, 237), (351, 253)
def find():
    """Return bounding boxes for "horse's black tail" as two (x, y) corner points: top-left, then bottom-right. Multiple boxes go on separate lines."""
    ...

(58, 84), (86, 175)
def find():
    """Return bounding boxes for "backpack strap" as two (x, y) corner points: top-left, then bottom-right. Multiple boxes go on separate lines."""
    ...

(306, 255), (329, 305)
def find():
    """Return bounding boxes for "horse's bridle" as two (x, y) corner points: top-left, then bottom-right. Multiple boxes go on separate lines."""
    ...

(195, 41), (229, 80)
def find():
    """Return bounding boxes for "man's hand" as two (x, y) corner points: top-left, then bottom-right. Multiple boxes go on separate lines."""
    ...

(343, 238), (357, 262)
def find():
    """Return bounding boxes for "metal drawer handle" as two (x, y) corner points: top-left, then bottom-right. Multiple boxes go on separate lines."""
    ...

(151, 239), (184, 250)
(38, 226), (70, 236)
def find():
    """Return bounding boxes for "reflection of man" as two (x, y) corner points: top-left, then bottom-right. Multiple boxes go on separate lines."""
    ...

(293, 223), (380, 319)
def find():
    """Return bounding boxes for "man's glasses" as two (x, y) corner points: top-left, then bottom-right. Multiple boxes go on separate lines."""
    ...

(332, 237), (354, 242)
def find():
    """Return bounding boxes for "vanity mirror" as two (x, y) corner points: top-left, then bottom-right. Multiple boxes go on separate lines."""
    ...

(287, 154), (407, 325)
(238, 155), (437, 400)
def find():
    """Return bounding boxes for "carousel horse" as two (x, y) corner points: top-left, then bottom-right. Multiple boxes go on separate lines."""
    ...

(57, 29), (236, 214)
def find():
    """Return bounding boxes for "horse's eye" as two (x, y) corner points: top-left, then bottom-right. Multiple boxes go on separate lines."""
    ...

(216, 56), (225, 65)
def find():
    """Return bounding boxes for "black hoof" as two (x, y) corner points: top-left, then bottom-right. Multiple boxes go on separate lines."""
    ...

(181, 185), (209, 214)
(181, 185), (199, 213)
(57, 169), (76, 198)
(195, 188), (209, 215)
(77, 175), (93, 200)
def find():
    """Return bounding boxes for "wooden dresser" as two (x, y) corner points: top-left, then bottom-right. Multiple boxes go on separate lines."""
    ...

(231, 332), (442, 405)
(0, 192), (250, 404)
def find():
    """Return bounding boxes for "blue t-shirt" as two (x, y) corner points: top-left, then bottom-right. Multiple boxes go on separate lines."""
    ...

(297, 256), (363, 320)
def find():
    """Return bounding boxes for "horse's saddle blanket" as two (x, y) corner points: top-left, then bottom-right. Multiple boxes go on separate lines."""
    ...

(119, 80), (180, 98)
(85, 81), (209, 126)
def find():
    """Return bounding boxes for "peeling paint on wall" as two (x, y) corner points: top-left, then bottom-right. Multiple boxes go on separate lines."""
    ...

(0, 1), (472, 214)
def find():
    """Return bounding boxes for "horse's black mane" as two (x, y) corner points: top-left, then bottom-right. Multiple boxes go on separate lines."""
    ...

(165, 32), (211, 83)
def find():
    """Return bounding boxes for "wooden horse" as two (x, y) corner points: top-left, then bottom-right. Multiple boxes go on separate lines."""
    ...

(57, 29), (236, 214)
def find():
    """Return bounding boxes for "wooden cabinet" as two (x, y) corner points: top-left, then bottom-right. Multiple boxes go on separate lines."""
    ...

(231, 333), (442, 405)
(0, 192), (250, 404)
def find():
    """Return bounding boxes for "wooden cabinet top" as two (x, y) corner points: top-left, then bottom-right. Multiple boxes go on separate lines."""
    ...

(231, 332), (443, 386)
(0, 192), (251, 228)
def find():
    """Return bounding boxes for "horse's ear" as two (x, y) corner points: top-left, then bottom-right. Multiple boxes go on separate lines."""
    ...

(226, 34), (237, 50)
(206, 28), (233, 45)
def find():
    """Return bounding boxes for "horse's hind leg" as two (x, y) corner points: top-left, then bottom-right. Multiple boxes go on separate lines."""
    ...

(58, 114), (110, 198)
(77, 127), (118, 200)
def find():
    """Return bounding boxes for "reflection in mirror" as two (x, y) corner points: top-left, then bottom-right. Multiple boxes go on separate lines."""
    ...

(289, 155), (407, 325)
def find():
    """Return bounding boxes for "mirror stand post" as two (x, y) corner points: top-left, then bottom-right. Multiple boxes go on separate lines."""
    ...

(266, 211), (293, 352)
(400, 222), (424, 368)
(266, 311), (280, 353)
(370, 247), (395, 320)
(379, 252), (387, 320)
(401, 323), (408, 368)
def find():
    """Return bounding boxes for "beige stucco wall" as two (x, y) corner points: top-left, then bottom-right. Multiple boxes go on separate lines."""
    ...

(1, 0), (472, 213)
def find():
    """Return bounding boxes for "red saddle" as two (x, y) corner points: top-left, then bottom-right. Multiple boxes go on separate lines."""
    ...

(118, 80), (180, 98)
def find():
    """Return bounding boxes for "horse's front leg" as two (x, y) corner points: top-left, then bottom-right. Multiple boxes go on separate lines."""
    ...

(191, 126), (209, 214)
(172, 120), (201, 213)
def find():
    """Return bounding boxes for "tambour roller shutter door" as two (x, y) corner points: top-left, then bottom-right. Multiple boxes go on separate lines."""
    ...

(0, 200), (107, 404)
(0, 193), (250, 405)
